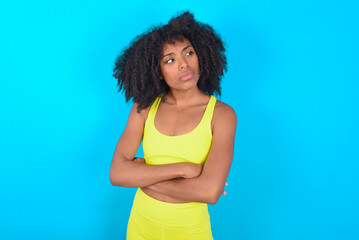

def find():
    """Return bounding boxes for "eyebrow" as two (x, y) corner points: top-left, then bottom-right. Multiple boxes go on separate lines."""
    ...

(161, 45), (192, 59)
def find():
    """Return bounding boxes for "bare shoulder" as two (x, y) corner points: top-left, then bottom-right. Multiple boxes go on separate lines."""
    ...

(130, 101), (154, 123)
(214, 99), (237, 122)
(212, 99), (237, 133)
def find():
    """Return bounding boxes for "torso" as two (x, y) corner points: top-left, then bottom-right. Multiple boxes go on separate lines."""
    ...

(138, 93), (224, 203)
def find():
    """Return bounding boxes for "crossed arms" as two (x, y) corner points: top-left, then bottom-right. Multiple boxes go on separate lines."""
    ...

(109, 101), (237, 205)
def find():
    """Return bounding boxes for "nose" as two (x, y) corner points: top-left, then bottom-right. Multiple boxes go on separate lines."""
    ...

(178, 55), (189, 69)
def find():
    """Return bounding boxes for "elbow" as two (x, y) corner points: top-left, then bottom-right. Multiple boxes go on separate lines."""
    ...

(109, 171), (119, 186)
(110, 168), (125, 186)
(199, 177), (223, 205)
(207, 191), (221, 205)
(197, 177), (222, 205)
(202, 186), (222, 205)
(110, 168), (137, 187)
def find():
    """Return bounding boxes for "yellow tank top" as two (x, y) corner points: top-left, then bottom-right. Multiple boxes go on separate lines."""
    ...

(143, 94), (217, 165)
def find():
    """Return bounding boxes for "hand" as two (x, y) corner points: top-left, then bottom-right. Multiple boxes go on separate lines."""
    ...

(222, 182), (228, 195)
(132, 157), (146, 164)
(181, 162), (203, 178)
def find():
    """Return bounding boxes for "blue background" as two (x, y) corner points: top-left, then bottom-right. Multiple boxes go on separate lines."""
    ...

(1, 0), (358, 239)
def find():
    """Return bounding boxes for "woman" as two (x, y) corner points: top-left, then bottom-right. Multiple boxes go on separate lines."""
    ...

(110, 11), (237, 239)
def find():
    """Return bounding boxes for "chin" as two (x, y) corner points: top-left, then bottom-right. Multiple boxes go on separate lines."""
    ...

(181, 82), (200, 91)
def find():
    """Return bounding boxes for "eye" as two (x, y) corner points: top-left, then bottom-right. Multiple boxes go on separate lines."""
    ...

(166, 58), (174, 64)
(186, 51), (194, 56)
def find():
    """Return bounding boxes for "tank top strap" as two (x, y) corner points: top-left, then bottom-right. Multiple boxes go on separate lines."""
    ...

(201, 95), (217, 124)
(146, 93), (216, 128)
(147, 93), (164, 124)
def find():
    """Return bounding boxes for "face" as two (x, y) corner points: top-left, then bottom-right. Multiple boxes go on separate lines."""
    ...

(159, 37), (200, 91)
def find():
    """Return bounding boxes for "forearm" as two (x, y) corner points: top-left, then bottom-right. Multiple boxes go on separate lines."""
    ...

(146, 176), (217, 204)
(110, 159), (184, 188)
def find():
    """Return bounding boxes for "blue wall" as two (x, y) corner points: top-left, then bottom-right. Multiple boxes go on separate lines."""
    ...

(1, 0), (358, 239)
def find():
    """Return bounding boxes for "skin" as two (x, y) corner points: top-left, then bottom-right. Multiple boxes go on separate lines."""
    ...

(110, 37), (237, 204)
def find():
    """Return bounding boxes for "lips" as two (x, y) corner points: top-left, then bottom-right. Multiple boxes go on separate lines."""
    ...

(180, 71), (194, 80)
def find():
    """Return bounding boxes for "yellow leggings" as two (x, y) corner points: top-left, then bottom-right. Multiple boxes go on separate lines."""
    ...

(127, 188), (214, 240)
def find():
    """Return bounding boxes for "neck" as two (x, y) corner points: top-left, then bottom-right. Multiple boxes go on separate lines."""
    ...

(163, 87), (206, 108)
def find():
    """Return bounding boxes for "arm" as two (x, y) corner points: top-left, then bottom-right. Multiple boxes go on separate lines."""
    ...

(145, 103), (237, 204)
(109, 102), (198, 188)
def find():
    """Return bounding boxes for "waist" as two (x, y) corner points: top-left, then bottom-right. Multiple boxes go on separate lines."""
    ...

(141, 186), (189, 203)
(132, 188), (209, 225)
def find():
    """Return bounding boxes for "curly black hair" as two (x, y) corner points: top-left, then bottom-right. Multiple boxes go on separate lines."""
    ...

(113, 11), (227, 112)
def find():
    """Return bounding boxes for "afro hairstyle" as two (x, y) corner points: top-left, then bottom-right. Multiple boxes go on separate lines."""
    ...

(113, 11), (227, 112)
